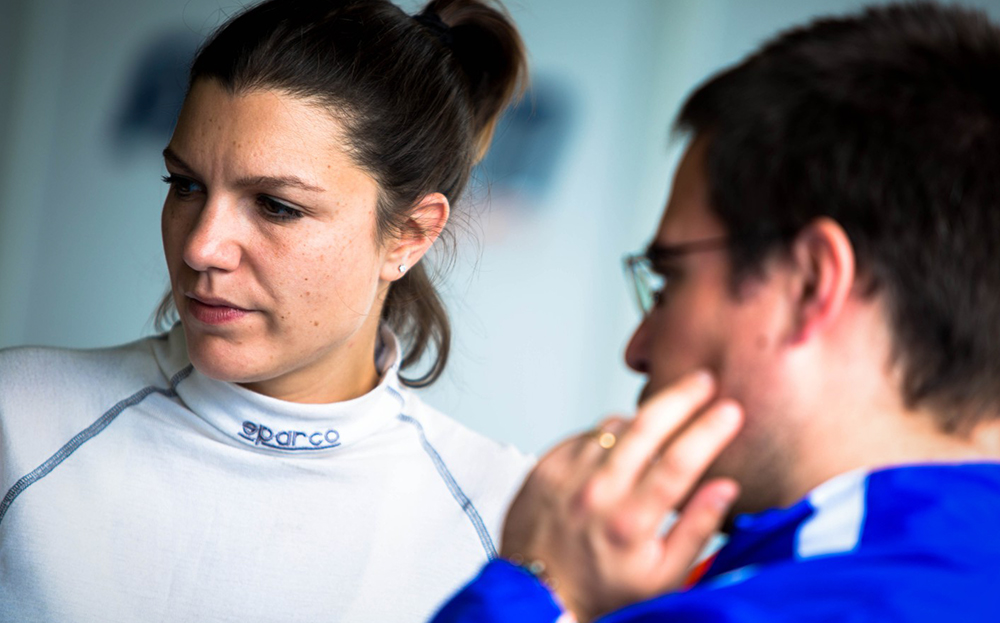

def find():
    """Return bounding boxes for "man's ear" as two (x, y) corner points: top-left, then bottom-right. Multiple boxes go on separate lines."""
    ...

(786, 217), (855, 344)
(380, 192), (450, 282)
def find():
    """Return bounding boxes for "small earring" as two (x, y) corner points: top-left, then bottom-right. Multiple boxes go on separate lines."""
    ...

(398, 264), (408, 274)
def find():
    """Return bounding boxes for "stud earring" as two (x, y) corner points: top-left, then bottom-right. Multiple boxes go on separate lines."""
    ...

(398, 264), (408, 274)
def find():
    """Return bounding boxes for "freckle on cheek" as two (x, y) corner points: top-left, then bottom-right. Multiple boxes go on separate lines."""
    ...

(313, 321), (319, 327)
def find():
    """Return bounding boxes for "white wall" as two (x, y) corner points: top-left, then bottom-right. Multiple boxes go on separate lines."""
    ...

(4, 0), (1000, 454)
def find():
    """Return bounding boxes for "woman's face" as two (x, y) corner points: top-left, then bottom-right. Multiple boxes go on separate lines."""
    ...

(162, 79), (395, 403)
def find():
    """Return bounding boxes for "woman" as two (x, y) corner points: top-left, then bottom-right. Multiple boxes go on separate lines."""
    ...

(0, 1), (529, 621)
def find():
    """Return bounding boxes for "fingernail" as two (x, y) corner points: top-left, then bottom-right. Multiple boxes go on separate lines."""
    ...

(714, 403), (742, 428)
(714, 482), (739, 511)
(692, 369), (715, 388)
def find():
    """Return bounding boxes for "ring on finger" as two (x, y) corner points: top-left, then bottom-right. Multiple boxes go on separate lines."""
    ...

(590, 428), (618, 450)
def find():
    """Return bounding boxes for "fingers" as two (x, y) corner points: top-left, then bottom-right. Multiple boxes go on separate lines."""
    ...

(654, 478), (740, 589)
(498, 371), (745, 623)
(570, 416), (630, 462)
(600, 371), (717, 493)
(607, 400), (743, 540)
(521, 416), (631, 526)
(639, 400), (742, 509)
(528, 434), (589, 493)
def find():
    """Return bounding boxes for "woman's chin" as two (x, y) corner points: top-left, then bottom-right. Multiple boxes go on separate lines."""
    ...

(184, 335), (267, 385)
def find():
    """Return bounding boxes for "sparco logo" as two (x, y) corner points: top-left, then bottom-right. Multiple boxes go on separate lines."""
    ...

(238, 421), (342, 450)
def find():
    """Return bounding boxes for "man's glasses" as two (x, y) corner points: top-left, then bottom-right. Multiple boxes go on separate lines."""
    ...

(622, 236), (731, 315)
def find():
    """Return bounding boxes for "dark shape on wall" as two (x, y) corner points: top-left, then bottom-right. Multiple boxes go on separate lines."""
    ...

(112, 30), (199, 152)
(474, 76), (574, 207)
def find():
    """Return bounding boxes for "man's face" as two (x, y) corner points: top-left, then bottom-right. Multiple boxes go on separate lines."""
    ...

(625, 135), (797, 515)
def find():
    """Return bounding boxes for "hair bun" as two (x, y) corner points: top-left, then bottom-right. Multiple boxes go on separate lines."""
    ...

(414, 11), (455, 48)
(421, 0), (528, 160)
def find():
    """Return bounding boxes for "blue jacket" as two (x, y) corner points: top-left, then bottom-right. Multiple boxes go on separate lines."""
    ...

(432, 463), (1000, 622)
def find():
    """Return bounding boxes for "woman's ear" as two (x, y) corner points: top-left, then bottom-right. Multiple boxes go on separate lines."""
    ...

(787, 217), (856, 344)
(380, 192), (450, 282)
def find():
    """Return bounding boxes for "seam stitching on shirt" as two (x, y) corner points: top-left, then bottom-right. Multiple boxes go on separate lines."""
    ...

(0, 365), (194, 527)
(398, 412), (499, 560)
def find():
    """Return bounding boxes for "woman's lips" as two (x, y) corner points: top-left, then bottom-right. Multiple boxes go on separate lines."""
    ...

(187, 297), (252, 325)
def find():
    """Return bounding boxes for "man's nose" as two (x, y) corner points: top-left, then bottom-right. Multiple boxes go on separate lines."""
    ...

(624, 315), (651, 374)
(183, 197), (243, 273)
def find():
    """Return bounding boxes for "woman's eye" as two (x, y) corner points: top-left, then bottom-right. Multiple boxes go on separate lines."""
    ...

(258, 195), (304, 221)
(161, 174), (204, 198)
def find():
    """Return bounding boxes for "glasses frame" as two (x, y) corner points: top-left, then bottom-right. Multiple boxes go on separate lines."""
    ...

(623, 236), (731, 316)
(623, 227), (801, 316)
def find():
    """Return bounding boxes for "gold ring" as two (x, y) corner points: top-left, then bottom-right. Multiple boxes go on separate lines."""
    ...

(591, 429), (617, 450)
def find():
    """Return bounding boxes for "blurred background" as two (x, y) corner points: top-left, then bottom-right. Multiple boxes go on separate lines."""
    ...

(3, 0), (1000, 455)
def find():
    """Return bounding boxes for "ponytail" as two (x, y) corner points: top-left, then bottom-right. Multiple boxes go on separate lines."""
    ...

(421, 0), (528, 160)
(380, 0), (527, 386)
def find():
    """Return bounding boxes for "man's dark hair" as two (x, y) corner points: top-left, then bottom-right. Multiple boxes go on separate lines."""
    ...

(676, 2), (1000, 431)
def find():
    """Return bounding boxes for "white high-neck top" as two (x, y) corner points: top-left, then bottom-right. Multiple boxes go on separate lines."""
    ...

(0, 326), (532, 623)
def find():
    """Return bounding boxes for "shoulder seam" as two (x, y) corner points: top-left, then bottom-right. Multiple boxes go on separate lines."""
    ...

(397, 412), (499, 560)
(0, 365), (194, 527)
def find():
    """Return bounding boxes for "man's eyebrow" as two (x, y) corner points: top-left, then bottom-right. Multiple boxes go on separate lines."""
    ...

(645, 243), (686, 263)
(161, 147), (326, 193)
(645, 236), (732, 263)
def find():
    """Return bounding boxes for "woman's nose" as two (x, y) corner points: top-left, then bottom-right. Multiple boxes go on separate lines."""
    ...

(183, 197), (242, 273)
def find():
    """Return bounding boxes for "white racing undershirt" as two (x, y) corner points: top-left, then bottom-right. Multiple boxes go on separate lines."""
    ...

(0, 325), (532, 623)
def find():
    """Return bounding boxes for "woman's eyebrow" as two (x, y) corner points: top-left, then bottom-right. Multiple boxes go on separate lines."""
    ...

(162, 147), (195, 174)
(232, 174), (326, 194)
(161, 147), (325, 193)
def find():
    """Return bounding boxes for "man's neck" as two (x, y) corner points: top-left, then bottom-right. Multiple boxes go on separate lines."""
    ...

(770, 296), (1000, 508)
(778, 346), (1000, 508)
(785, 406), (1000, 507)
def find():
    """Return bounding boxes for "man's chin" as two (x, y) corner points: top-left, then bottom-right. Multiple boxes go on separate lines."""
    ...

(636, 369), (715, 406)
(636, 383), (652, 406)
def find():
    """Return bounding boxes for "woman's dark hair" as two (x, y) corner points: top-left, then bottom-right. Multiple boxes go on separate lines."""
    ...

(157, 0), (527, 387)
(675, 3), (1000, 431)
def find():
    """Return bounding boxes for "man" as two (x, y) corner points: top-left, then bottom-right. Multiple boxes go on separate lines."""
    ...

(432, 3), (1000, 622)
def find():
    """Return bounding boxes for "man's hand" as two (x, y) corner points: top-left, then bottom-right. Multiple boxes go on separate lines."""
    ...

(499, 371), (743, 623)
